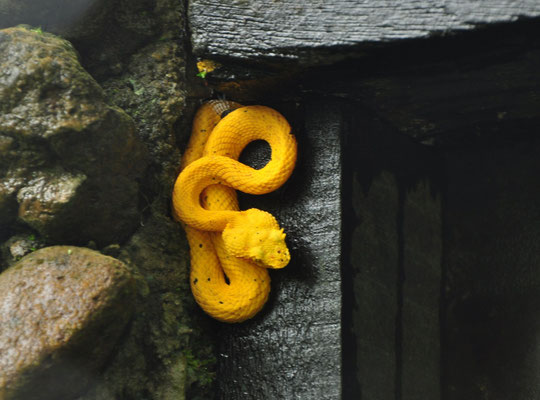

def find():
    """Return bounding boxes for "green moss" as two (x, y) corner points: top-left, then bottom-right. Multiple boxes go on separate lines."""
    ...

(127, 78), (145, 95)
(29, 26), (43, 35)
(184, 349), (216, 390)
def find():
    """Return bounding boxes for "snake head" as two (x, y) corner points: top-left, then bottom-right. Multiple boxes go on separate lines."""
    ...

(222, 209), (290, 269)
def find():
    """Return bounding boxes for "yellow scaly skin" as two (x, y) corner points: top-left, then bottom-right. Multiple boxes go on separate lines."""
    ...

(172, 100), (297, 323)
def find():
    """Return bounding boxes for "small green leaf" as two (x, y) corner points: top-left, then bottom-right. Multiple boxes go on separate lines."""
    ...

(127, 78), (144, 95)
(30, 27), (43, 35)
(196, 70), (207, 79)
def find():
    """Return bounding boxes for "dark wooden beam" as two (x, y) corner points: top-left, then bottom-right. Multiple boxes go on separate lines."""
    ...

(189, 0), (540, 64)
(217, 101), (343, 399)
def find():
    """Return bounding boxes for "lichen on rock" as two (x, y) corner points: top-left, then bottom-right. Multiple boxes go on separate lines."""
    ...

(0, 26), (148, 245)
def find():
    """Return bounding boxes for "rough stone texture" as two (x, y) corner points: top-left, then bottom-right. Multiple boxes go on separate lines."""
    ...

(217, 101), (342, 399)
(67, 1), (217, 398)
(0, 234), (45, 270)
(0, 0), (105, 32)
(0, 26), (147, 245)
(74, 209), (215, 400)
(0, 182), (17, 239)
(0, 246), (136, 400)
(444, 139), (540, 400)
(344, 113), (443, 399)
(189, 0), (540, 64)
(16, 170), (87, 232)
(0, 2), (214, 400)
(101, 36), (188, 195)
(0, 0), (163, 78)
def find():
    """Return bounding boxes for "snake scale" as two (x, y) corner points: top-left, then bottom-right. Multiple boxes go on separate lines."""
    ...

(172, 100), (297, 322)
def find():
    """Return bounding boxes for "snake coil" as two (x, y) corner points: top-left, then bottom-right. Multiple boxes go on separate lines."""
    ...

(172, 100), (297, 322)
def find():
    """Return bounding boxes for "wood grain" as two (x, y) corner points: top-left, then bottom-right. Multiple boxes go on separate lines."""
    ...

(189, 0), (540, 63)
(217, 101), (343, 400)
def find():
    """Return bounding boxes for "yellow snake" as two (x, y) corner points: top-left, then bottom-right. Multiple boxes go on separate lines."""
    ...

(172, 100), (297, 323)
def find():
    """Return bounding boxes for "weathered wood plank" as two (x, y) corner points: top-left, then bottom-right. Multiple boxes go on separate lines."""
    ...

(345, 118), (443, 399)
(217, 101), (343, 400)
(189, 0), (540, 63)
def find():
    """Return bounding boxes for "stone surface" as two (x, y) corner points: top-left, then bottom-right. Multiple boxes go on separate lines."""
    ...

(0, 26), (147, 245)
(0, 181), (17, 239)
(0, 234), (45, 269)
(0, 0), (105, 33)
(217, 101), (343, 399)
(65, 0), (217, 398)
(0, 0), (162, 78)
(16, 170), (87, 233)
(0, 246), (136, 400)
(0, 2), (211, 400)
(101, 36), (188, 194)
(189, 0), (540, 64)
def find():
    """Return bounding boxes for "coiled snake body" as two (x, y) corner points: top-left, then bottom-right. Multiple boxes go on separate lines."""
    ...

(172, 101), (297, 322)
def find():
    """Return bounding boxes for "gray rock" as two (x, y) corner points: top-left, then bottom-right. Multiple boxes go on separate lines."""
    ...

(0, 0), (106, 34)
(0, 0), (161, 77)
(0, 182), (18, 239)
(101, 38), (188, 192)
(0, 26), (147, 245)
(17, 170), (87, 234)
(0, 233), (44, 269)
(189, 0), (540, 64)
(0, 246), (136, 400)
